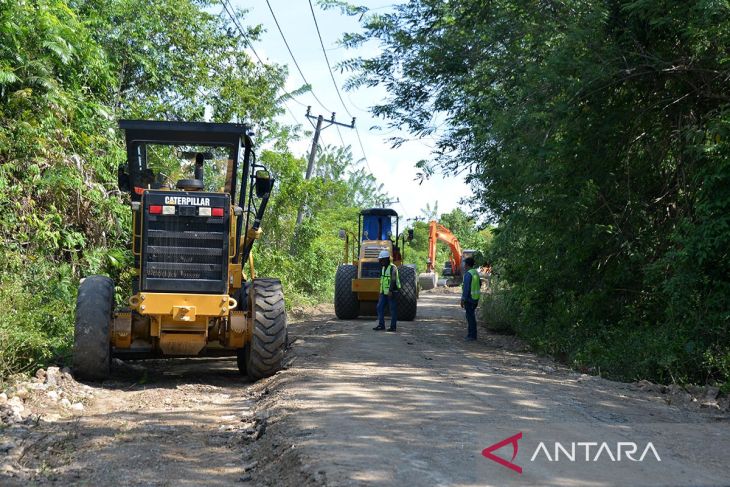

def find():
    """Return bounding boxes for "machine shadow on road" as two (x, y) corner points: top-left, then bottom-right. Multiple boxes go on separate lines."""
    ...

(99, 356), (250, 391)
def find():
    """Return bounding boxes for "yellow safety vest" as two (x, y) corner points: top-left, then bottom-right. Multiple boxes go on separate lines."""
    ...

(380, 264), (401, 294)
(466, 268), (481, 301)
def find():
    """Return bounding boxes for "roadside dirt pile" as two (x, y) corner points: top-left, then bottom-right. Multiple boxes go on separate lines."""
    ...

(631, 379), (729, 411)
(289, 303), (334, 322)
(1, 366), (92, 426)
(0, 366), (96, 480)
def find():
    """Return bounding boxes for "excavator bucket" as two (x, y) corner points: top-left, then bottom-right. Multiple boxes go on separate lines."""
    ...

(418, 271), (437, 290)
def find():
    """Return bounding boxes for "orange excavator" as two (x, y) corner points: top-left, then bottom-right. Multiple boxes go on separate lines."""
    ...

(418, 221), (477, 290)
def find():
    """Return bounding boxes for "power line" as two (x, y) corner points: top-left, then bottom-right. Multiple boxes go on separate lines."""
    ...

(307, 0), (352, 119)
(220, 0), (306, 123)
(283, 104), (301, 126)
(347, 90), (371, 115)
(264, 0), (332, 114)
(335, 125), (346, 147)
(281, 92), (308, 108)
(307, 0), (375, 174)
(221, 0), (265, 64)
(354, 127), (373, 173)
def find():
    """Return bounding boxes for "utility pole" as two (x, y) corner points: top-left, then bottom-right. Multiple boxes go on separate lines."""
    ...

(379, 197), (400, 209)
(294, 106), (356, 228)
(290, 107), (356, 254)
(304, 115), (324, 183)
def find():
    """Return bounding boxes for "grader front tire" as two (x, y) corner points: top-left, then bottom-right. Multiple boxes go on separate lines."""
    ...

(242, 278), (287, 380)
(73, 275), (114, 380)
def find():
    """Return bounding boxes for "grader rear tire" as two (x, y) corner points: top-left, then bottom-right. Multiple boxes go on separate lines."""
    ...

(397, 265), (418, 321)
(242, 278), (287, 381)
(73, 275), (114, 380)
(334, 264), (359, 319)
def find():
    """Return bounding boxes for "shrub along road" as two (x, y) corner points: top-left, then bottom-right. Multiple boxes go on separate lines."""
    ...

(1, 289), (728, 486)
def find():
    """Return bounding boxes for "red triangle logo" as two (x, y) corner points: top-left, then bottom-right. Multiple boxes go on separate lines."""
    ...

(482, 432), (523, 474)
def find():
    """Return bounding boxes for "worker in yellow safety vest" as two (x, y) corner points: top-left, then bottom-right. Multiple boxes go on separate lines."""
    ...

(461, 257), (481, 341)
(373, 249), (401, 332)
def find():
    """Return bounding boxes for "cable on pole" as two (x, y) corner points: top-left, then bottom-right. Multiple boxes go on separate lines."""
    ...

(265, 0), (332, 114)
(307, 0), (352, 119)
(220, 0), (306, 122)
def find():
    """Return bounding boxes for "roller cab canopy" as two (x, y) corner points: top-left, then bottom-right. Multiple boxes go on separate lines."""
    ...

(360, 208), (399, 241)
(360, 208), (398, 217)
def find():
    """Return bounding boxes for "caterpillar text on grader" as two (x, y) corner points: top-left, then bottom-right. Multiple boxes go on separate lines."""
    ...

(334, 208), (418, 320)
(73, 120), (287, 381)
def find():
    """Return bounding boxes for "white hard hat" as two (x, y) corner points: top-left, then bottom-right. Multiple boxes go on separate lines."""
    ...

(378, 250), (390, 259)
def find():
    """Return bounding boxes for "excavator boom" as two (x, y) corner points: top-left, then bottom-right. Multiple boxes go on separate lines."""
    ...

(419, 221), (463, 290)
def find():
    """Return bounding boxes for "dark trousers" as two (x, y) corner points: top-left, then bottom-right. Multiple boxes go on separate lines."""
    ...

(465, 301), (478, 338)
(377, 292), (397, 328)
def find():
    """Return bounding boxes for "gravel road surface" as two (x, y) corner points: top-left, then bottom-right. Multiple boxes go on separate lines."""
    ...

(1, 289), (728, 486)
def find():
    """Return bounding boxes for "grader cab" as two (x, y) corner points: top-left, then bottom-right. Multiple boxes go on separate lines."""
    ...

(73, 120), (286, 381)
(334, 208), (418, 320)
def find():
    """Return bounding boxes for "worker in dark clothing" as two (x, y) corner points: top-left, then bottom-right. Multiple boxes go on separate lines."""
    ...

(461, 257), (481, 341)
(373, 250), (401, 332)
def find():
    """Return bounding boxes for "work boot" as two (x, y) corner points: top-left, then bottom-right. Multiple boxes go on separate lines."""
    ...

(386, 327), (397, 332)
(373, 325), (385, 331)
(464, 336), (477, 341)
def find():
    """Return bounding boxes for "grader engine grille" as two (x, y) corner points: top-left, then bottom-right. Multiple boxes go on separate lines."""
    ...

(141, 191), (230, 294)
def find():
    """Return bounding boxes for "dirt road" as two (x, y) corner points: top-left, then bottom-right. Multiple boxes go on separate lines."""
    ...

(1, 289), (729, 486)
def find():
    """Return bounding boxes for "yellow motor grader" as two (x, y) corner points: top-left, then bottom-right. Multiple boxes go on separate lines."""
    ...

(73, 120), (286, 380)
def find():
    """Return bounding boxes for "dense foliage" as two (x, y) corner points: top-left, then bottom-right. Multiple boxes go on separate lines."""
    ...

(0, 0), (383, 378)
(338, 0), (730, 386)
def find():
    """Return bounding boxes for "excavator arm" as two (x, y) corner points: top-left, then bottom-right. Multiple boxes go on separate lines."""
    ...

(429, 222), (463, 273)
(420, 221), (463, 290)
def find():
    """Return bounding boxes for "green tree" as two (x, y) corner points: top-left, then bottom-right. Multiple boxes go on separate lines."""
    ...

(338, 0), (730, 385)
(419, 201), (439, 221)
(0, 0), (119, 375)
(253, 143), (391, 305)
(439, 209), (491, 254)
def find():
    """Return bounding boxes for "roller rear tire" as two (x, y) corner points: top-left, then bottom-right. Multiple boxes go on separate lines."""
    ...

(418, 272), (437, 290)
(334, 264), (359, 319)
(397, 266), (418, 321)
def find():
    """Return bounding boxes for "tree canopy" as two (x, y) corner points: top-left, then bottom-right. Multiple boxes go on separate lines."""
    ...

(337, 0), (730, 385)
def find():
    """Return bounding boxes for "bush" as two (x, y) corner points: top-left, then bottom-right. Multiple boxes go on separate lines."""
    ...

(0, 258), (76, 379)
(480, 277), (515, 334)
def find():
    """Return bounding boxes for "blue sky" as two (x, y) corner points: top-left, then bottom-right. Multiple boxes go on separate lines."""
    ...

(231, 0), (472, 221)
